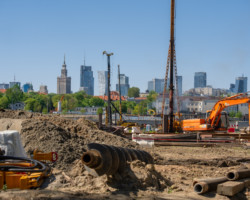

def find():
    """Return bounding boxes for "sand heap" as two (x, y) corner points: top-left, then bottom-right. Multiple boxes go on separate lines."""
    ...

(0, 109), (138, 170)
(59, 160), (172, 194)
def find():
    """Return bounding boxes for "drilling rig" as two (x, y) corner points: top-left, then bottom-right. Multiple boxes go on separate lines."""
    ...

(161, 0), (181, 133)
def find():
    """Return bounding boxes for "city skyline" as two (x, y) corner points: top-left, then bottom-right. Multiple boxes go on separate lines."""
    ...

(0, 0), (249, 94)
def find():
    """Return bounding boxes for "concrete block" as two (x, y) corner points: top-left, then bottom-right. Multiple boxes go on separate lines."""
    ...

(217, 181), (245, 196)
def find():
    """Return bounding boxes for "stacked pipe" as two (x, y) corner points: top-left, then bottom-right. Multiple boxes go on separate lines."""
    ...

(193, 167), (250, 195)
(81, 143), (153, 176)
(193, 177), (227, 194)
(227, 168), (250, 181)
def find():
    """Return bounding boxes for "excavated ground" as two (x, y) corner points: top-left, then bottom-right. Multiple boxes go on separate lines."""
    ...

(0, 109), (249, 200)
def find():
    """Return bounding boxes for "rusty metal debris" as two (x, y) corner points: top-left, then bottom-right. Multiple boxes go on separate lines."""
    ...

(81, 143), (153, 176)
(193, 177), (228, 194)
(227, 169), (250, 181)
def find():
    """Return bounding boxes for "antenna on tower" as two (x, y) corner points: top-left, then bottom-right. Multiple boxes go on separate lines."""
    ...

(84, 53), (86, 66)
(64, 54), (66, 65)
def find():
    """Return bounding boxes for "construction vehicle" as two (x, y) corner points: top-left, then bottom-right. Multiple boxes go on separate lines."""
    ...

(148, 109), (156, 116)
(0, 130), (58, 189)
(182, 93), (250, 132)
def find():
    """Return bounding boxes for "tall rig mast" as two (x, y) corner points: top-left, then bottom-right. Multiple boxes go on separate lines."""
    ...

(161, 0), (180, 132)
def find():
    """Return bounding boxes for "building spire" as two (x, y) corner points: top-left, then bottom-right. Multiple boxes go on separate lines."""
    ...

(64, 54), (66, 65)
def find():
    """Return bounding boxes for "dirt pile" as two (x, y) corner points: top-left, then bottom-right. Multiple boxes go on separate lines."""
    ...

(0, 109), (37, 119)
(0, 109), (139, 170)
(111, 160), (172, 191)
(59, 159), (171, 194)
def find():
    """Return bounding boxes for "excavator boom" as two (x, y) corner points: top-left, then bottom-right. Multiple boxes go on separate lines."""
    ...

(183, 93), (250, 132)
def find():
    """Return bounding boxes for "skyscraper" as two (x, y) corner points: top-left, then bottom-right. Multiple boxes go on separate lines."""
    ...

(148, 76), (182, 96)
(80, 64), (94, 95)
(229, 83), (235, 93)
(22, 83), (33, 93)
(98, 71), (108, 95)
(176, 76), (182, 96)
(39, 85), (48, 94)
(0, 83), (9, 89)
(147, 78), (164, 93)
(57, 56), (71, 94)
(116, 74), (130, 96)
(194, 72), (207, 88)
(9, 82), (21, 88)
(234, 76), (247, 93)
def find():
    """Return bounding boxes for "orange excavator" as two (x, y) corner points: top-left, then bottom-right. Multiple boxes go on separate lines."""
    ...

(182, 93), (250, 132)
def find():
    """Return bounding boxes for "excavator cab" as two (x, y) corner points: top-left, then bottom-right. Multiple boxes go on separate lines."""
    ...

(206, 110), (229, 131)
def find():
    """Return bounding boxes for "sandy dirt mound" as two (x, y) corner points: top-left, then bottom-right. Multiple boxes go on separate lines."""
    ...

(51, 159), (172, 195)
(0, 109), (139, 170)
(0, 118), (23, 132)
(0, 109), (36, 119)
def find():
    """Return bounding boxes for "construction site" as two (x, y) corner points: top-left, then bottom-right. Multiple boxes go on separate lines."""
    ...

(0, 0), (249, 200)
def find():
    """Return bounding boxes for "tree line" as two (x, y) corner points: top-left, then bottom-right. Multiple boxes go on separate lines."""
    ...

(0, 85), (158, 115)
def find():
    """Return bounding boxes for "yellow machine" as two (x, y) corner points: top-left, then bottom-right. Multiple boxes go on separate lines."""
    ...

(182, 93), (250, 132)
(148, 109), (156, 116)
(0, 149), (58, 189)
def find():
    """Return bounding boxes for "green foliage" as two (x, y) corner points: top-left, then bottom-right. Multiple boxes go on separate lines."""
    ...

(132, 101), (147, 115)
(229, 111), (236, 117)
(147, 91), (158, 103)
(73, 91), (88, 107)
(126, 101), (136, 114)
(128, 87), (140, 98)
(42, 107), (48, 114)
(88, 97), (105, 107)
(0, 96), (9, 109)
(24, 98), (36, 111)
(0, 85), (24, 109)
(235, 111), (242, 118)
(80, 108), (86, 114)
(62, 95), (77, 111)
(2, 184), (7, 191)
(97, 107), (103, 114)
(5, 85), (24, 104)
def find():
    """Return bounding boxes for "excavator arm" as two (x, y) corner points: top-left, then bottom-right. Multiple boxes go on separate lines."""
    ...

(183, 93), (250, 132)
(206, 93), (250, 129)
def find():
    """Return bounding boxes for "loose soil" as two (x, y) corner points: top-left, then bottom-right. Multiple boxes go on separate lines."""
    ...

(0, 109), (249, 200)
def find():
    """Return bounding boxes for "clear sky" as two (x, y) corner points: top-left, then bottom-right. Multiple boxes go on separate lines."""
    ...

(0, 0), (249, 95)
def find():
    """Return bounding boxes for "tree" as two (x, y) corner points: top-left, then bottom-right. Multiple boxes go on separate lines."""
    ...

(0, 96), (9, 109)
(24, 98), (36, 111)
(126, 101), (136, 114)
(132, 101), (147, 115)
(229, 111), (236, 118)
(73, 91), (87, 107)
(88, 97), (105, 107)
(62, 95), (77, 111)
(235, 111), (243, 119)
(147, 91), (158, 103)
(97, 107), (103, 114)
(128, 87), (140, 98)
(80, 108), (86, 114)
(5, 85), (24, 104)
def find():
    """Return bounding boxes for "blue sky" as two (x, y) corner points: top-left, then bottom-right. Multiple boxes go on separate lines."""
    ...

(0, 0), (249, 95)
